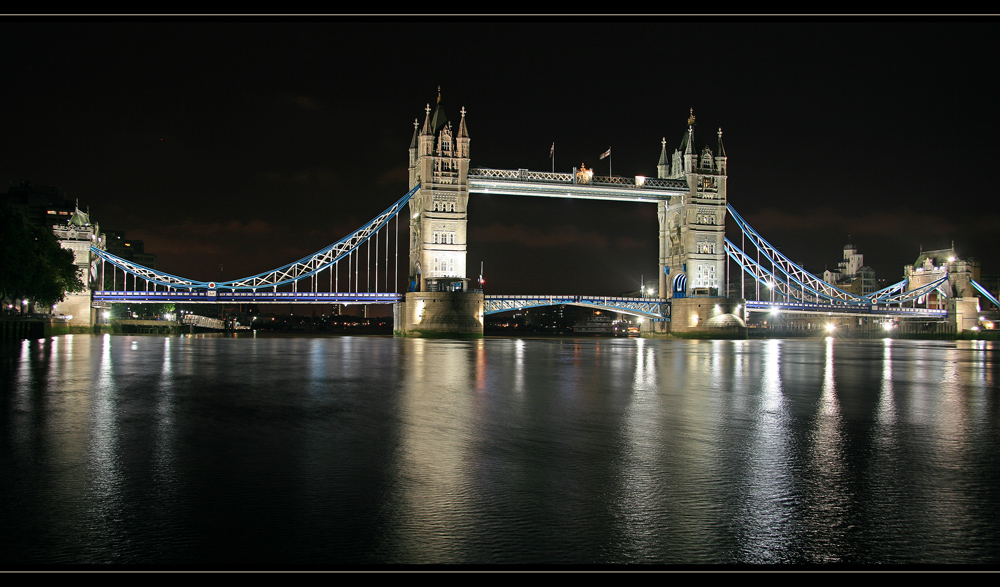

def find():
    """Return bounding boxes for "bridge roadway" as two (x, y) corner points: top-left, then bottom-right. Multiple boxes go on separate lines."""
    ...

(93, 290), (404, 304)
(94, 290), (670, 319)
(745, 300), (947, 318)
(94, 291), (949, 320)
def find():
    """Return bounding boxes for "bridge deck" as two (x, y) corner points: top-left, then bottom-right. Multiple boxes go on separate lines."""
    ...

(744, 300), (947, 318)
(93, 291), (403, 304)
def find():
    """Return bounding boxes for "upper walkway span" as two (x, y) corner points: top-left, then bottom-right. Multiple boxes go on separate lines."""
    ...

(467, 168), (687, 202)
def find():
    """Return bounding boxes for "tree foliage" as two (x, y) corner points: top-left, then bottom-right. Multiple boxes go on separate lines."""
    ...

(0, 202), (85, 307)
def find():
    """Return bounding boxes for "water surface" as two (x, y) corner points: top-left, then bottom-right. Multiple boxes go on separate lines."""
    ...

(1, 334), (998, 566)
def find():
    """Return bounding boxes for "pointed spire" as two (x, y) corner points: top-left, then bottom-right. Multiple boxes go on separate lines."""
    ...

(716, 127), (726, 158)
(457, 106), (469, 138)
(410, 118), (419, 149)
(421, 103), (432, 135)
(658, 137), (668, 166)
(678, 108), (696, 154)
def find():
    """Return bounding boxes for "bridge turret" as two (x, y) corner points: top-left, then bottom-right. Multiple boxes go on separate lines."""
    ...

(715, 128), (727, 175)
(657, 137), (670, 179)
(683, 119), (697, 177)
(408, 118), (419, 179)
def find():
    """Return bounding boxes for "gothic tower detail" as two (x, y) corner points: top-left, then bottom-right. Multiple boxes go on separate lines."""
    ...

(657, 111), (728, 300)
(407, 90), (471, 293)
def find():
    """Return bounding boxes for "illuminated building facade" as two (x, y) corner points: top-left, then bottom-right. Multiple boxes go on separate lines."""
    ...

(407, 90), (471, 293)
(51, 205), (106, 327)
(655, 111), (728, 300)
(397, 91), (483, 337)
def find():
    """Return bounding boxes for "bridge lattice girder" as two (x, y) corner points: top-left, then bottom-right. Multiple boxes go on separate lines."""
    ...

(874, 275), (950, 305)
(727, 204), (870, 305)
(91, 185), (417, 291)
(726, 204), (974, 309)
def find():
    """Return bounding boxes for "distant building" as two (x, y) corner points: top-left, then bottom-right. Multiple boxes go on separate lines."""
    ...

(822, 239), (877, 296)
(1, 180), (75, 228)
(104, 229), (157, 269)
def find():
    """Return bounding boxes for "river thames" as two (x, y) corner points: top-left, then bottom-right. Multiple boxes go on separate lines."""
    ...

(1, 333), (998, 568)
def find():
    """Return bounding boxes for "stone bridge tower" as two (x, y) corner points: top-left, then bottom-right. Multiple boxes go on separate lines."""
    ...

(407, 90), (471, 293)
(656, 111), (739, 331)
(396, 90), (483, 337)
(656, 110), (728, 300)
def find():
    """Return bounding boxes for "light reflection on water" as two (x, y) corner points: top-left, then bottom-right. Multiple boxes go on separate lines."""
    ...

(1, 334), (999, 566)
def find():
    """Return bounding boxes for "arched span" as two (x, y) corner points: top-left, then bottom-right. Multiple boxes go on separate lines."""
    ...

(91, 185), (418, 291)
(484, 295), (667, 319)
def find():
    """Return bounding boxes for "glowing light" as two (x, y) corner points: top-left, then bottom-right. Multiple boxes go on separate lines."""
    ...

(882, 322), (894, 331)
(825, 323), (836, 332)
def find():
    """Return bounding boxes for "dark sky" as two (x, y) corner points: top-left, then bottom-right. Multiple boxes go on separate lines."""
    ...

(3, 17), (998, 295)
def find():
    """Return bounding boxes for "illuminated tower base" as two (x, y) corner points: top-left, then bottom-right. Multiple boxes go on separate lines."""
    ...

(667, 297), (746, 335)
(394, 292), (484, 338)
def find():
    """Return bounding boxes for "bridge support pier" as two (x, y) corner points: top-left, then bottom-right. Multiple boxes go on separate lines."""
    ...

(394, 292), (484, 338)
(949, 296), (981, 333)
(668, 297), (746, 336)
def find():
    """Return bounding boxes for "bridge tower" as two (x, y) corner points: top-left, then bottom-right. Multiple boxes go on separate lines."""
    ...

(407, 90), (471, 293)
(396, 90), (484, 337)
(657, 111), (740, 331)
(51, 204), (106, 329)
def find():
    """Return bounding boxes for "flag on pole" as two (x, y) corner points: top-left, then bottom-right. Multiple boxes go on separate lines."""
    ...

(549, 142), (554, 158)
(600, 147), (611, 159)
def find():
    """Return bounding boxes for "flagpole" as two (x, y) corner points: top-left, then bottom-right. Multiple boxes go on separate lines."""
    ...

(550, 142), (555, 173)
(599, 146), (611, 177)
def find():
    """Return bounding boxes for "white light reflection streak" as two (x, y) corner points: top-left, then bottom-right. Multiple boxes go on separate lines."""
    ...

(385, 338), (478, 563)
(738, 339), (795, 562)
(877, 338), (896, 427)
(631, 337), (657, 392)
(14, 339), (32, 413)
(800, 336), (849, 562)
(513, 338), (526, 396)
(89, 334), (125, 532)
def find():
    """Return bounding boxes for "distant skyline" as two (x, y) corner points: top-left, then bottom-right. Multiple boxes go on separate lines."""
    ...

(3, 17), (998, 294)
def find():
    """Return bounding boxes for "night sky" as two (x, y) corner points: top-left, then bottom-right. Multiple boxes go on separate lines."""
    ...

(3, 17), (998, 296)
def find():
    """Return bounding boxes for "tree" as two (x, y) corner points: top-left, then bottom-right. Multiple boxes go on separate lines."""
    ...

(0, 202), (85, 309)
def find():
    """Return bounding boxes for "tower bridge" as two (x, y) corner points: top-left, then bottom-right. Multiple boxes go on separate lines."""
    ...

(77, 93), (999, 337)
